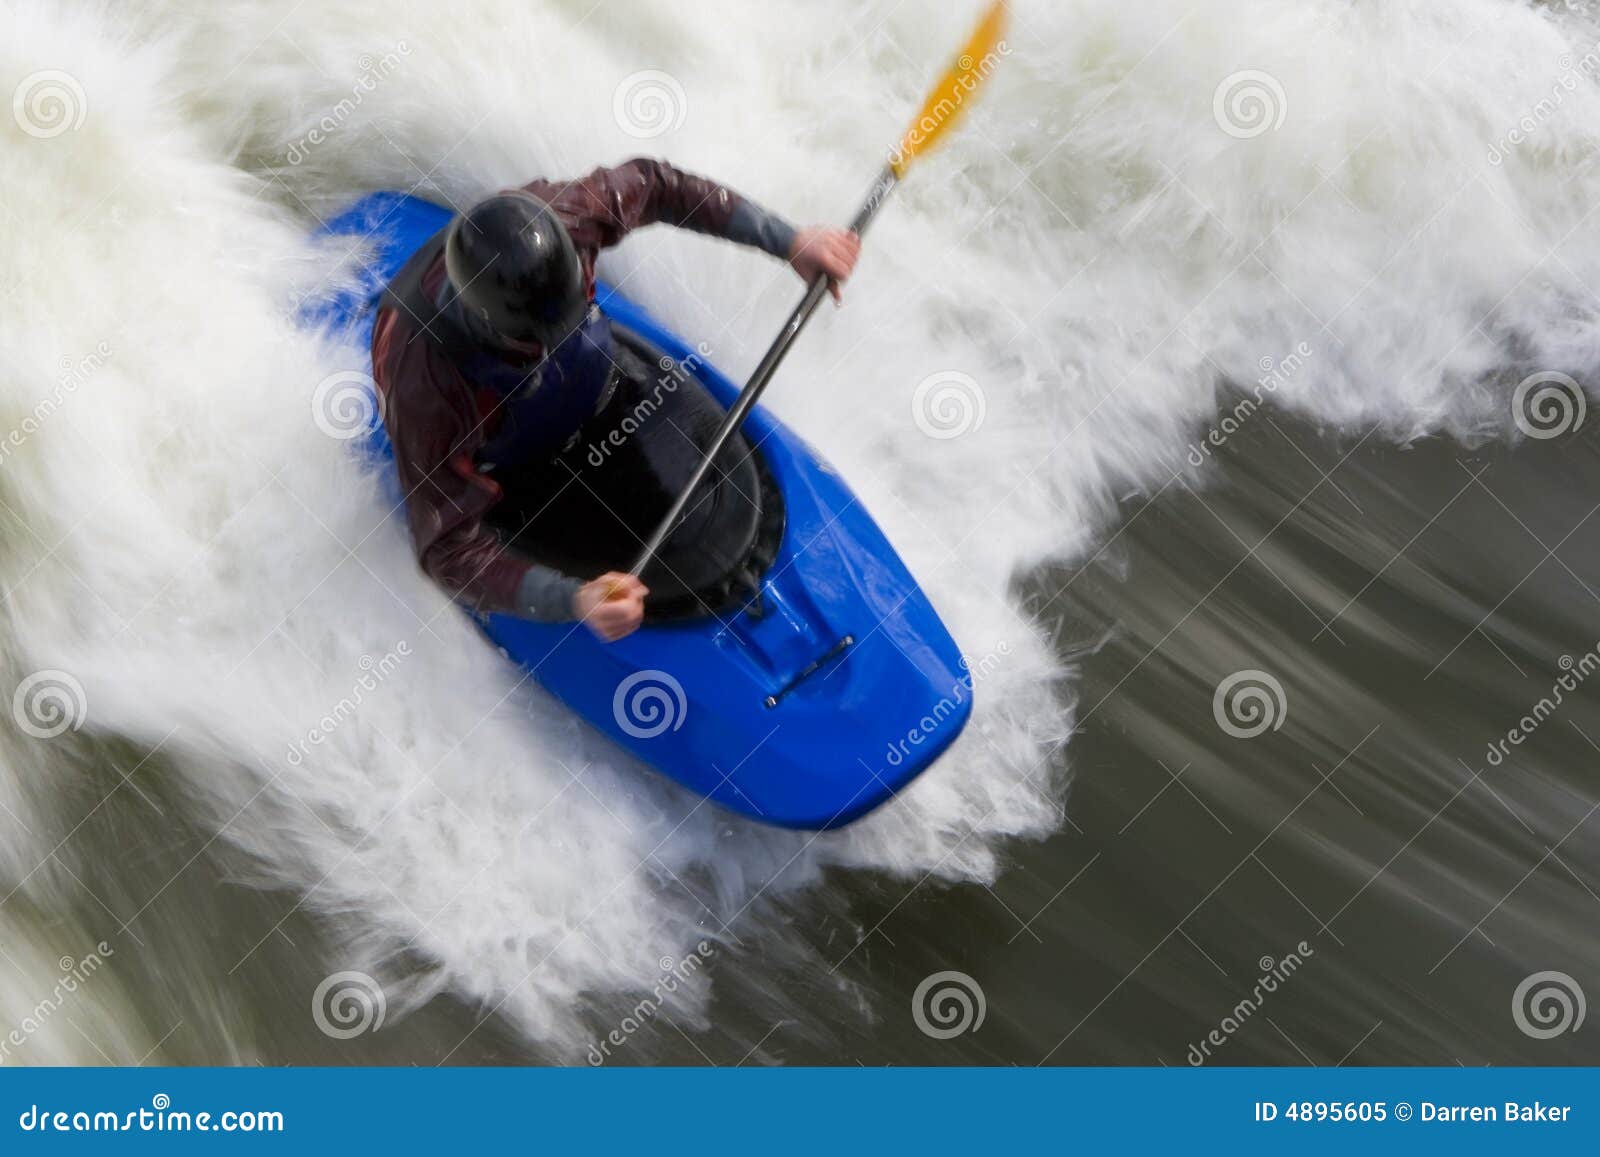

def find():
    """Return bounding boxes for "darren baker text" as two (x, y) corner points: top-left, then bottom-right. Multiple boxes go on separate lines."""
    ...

(1417, 1102), (1571, 1124)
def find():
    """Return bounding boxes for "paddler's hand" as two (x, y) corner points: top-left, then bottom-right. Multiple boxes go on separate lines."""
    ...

(574, 572), (648, 642)
(788, 226), (861, 303)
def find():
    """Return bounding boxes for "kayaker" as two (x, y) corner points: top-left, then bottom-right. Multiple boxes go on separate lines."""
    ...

(371, 158), (860, 642)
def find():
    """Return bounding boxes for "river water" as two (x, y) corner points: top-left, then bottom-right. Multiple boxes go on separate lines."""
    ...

(1, 0), (1597, 1065)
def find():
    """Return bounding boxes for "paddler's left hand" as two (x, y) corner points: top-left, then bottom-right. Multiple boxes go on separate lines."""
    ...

(575, 572), (648, 642)
(788, 226), (861, 303)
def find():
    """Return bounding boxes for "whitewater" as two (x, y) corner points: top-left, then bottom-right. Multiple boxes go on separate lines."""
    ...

(3, 0), (1599, 1062)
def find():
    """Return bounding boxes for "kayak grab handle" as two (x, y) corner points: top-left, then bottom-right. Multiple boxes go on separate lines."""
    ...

(763, 635), (854, 709)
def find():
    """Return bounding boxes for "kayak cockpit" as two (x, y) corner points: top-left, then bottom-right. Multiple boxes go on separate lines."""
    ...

(480, 324), (785, 621)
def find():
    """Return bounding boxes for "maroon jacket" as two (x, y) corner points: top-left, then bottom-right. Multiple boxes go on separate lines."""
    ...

(371, 159), (792, 615)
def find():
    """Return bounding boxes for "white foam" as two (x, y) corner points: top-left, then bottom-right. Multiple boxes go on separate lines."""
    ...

(4, 0), (1598, 1055)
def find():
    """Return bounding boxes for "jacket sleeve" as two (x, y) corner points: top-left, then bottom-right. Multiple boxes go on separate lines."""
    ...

(534, 158), (796, 258)
(372, 308), (577, 618)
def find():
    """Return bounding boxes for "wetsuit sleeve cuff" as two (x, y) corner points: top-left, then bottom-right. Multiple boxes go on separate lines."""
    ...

(516, 566), (584, 622)
(726, 199), (798, 261)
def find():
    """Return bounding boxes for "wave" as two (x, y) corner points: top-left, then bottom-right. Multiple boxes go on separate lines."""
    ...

(3, 0), (1598, 1058)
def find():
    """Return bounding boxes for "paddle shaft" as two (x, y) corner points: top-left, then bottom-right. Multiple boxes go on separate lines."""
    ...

(628, 165), (900, 578)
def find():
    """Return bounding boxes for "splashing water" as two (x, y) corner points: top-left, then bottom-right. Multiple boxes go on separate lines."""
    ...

(4, 0), (1600, 1059)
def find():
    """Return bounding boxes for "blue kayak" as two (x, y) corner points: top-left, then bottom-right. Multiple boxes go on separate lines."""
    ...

(310, 192), (971, 828)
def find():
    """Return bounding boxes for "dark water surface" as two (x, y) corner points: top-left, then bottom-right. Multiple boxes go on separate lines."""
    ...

(687, 404), (1600, 1066)
(29, 405), (1600, 1066)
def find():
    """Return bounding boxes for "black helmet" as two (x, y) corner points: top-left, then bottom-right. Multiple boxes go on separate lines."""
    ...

(444, 191), (587, 348)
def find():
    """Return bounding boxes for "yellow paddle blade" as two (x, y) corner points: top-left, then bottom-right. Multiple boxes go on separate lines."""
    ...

(890, 0), (1010, 178)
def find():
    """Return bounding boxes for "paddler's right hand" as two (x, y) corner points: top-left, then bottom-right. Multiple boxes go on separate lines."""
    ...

(788, 226), (861, 303)
(574, 572), (649, 642)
